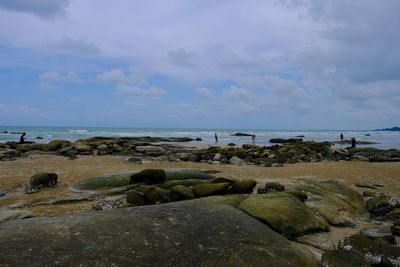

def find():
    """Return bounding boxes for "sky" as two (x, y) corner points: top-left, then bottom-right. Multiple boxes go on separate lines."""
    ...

(0, 0), (399, 129)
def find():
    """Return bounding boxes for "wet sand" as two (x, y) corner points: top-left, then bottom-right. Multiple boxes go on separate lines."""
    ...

(1, 154), (400, 217)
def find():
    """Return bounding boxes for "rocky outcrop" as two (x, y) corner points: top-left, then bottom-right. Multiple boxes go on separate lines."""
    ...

(238, 193), (329, 238)
(0, 197), (319, 266)
(321, 250), (371, 267)
(25, 172), (58, 194)
(71, 172), (134, 191)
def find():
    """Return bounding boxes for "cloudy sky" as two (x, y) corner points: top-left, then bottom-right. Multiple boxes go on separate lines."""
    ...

(0, 0), (399, 129)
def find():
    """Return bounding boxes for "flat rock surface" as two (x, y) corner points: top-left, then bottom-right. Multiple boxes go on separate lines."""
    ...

(0, 197), (318, 267)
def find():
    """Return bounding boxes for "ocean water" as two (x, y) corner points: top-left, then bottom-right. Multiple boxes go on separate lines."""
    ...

(0, 126), (399, 149)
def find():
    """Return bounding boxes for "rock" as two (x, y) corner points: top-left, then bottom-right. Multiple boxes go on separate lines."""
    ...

(321, 250), (371, 267)
(286, 189), (308, 202)
(363, 191), (377, 198)
(264, 182), (285, 192)
(229, 179), (257, 194)
(135, 145), (165, 155)
(0, 191), (5, 197)
(73, 143), (92, 153)
(229, 156), (244, 165)
(355, 183), (378, 189)
(338, 234), (400, 266)
(164, 169), (215, 181)
(392, 226), (400, 236)
(361, 226), (396, 244)
(48, 140), (71, 151)
(207, 177), (237, 185)
(71, 172), (133, 191)
(195, 137), (202, 141)
(0, 210), (33, 223)
(159, 179), (206, 189)
(170, 185), (195, 200)
(295, 180), (366, 227)
(213, 153), (222, 161)
(0, 198), (319, 266)
(192, 182), (231, 198)
(231, 132), (253, 136)
(138, 185), (171, 204)
(123, 157), (143, 164)
(296, 233), (336, 251)
(269, 138), (303, 144)
(227, 143), (236, 146)
(130, 169), (166, 185)
(126, 190), (148, 205)
(25, 172), (58, 194)
(366, 195), (395, 216)
(238, 193), (329, 238)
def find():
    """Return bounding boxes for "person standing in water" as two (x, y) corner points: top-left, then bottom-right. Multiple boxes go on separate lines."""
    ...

(340, 133), (344, 141)
(351, 137), (356, 148)
(19, 132), (26, 144)
(214, 133), (218, 144)
(251, 135), (256, 146)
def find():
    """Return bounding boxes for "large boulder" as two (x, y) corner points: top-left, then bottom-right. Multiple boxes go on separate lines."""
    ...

(295, 180), (366, 227)
(71, 173), (133, 191)
(130, 169), (166, 185)
(137, 185), (171, 204)
(126, 190), (147, 206)
(192, 182), (231, 198)
(25, 172), (58, 194)
(366, 195), (396, 216)
(238, 193), (329, 238)
(0, 198), (319, 266)
(170, 185), (195, 200)
(135, 145), (165, 155)
(48, 140), (72, 151)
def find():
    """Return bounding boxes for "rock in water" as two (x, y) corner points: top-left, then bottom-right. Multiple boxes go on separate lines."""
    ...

(0, 198), (318, 266)
(238, 193), (329, 238)
(130, 169), (166, 185)
(25, 172), (58, 194)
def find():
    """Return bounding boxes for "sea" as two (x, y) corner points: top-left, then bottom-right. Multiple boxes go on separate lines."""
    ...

(0, 126), (399, 149)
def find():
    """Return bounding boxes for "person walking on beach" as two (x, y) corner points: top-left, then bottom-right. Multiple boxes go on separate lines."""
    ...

(252, 135), (256, 146)
(351, 137), (356, 148)
(340, 133), (344, 141)
(214, 133), (218, 144)
(19, 132), (26, 144)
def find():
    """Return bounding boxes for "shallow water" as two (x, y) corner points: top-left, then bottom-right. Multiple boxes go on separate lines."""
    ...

(0, 126), (399, 149)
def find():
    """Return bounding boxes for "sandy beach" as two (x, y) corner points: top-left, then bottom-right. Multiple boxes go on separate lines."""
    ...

(1, 154), (399, 217)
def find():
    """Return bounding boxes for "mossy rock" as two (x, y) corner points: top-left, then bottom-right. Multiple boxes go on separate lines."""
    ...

(48, 140), (72, 151)
(138, 185), (171, 204)
(238, 193), (329, 238)
(207, 177), (237, 185)
(126, 190), (147, 205)
(365, 195), (394, 216)
(264, 182), (285, 192)
(285, 189), (308, 202)
(170, 185), (194, 200)
(164, 169), (215, 181)
(229, 179), (257, 194)
(71, 173), (133, 191)
(192, 182), (231, 198)
(295, 180), (366, 226)
(321, 250), (371, 267)
(158, 179), (206, 189)
(130, 169), (166, 185)
(25, 172), (58, 194)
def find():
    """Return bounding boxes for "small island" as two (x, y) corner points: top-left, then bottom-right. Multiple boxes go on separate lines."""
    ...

(374, 126), (400, 131)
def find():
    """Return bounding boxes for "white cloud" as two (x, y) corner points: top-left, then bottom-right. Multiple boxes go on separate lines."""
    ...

(97, 69), (127, 83)
(117, 83), (166, 98)
(48, 37), (100, 55)
(38, 71), (80, 90)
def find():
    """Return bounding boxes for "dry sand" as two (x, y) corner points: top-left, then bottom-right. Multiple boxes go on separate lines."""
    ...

(1, 154), (400, 217)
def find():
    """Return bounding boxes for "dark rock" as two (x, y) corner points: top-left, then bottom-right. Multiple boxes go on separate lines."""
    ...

(231, 132), (253, 136)
(285, 189), (308, 202)
(269, 138), (303, 144)
(264, 182), (285, 192)
(229, 179), (257, 194)
(195, 137), (202, 141)
(392, 226), (400, 236)
(192, 182), (231, 198)
(238, 193), (329, 238)
(0, 191), (5, 197)
(126, 190), (148, 205)
(0, 197), (319, 266)
(363, 191), (377, 198)
(227, 143), (236, 146)
(36, 136), (44, 139)
(48, 139), (72, 151)
(361, 226), (396, 244)
(130, 169), (166, 185)
(366, 195), (395, 216)
(355, 183), (378, 189)
(170, 185), (195, 200)
(321, 250), (371, 267)
(25, 172), (58, 194)
(339, 234), (400, 266)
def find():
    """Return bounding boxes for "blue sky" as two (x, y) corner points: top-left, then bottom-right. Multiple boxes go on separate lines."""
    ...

(0, 0), (399, 129)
